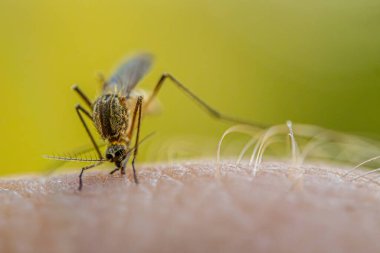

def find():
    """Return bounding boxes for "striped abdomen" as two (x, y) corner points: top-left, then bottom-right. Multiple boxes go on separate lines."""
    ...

(92, 94), (129, 142)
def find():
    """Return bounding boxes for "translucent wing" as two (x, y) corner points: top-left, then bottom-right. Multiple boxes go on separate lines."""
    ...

(103, 53), (153, 96)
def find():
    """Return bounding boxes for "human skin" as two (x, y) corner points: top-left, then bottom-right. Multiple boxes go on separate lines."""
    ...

(0, 161), (379, 253)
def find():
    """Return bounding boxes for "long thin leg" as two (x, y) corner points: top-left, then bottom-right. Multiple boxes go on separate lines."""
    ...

(131, 96), (143, 184)
(78, 162), (102, 191)
(72, 85), (92, 109)
(144, 73), (267, 128)
(109, 167), (120, 175)
(127, 96), (142, 140)
(120, 150), (133, 175)
(76, 104), (103, 159)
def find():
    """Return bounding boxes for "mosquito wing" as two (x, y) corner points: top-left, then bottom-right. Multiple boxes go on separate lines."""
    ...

(103, 53), (153, 97)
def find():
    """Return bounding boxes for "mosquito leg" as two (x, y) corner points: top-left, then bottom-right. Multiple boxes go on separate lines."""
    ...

(72, 85), (93, 109)
(120, 166), (126, 175)
(75, 104), (103, 159)
(109, 167), (120, 175)
(126, 96), (141, 141)
(78, 162), (102, 191)
(131, 96), (143, 184)
(143, 73), (266, 128)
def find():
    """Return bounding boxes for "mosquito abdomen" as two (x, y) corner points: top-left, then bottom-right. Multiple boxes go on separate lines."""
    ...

(93, 94), (129, 141)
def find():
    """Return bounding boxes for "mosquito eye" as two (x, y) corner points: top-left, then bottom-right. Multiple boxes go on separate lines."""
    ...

(106, 154), (113, 160)
(115, 150), (123, 157)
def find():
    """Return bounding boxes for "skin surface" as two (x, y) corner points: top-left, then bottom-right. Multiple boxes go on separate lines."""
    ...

(0, 161), (380, 253)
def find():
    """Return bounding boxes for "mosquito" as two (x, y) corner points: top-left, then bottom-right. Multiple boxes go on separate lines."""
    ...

(47, 53), (265, 190)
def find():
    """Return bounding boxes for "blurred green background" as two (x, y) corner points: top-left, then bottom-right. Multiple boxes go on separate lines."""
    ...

(0, 0), (379, 175)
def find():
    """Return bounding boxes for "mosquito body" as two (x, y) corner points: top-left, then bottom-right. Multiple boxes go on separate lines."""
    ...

(92, 94), (130, 164)
(48, 53), (265, 191)
(71, 54), (150, 190)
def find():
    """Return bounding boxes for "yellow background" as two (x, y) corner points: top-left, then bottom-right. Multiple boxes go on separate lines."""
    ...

(0, 0), (379, 175)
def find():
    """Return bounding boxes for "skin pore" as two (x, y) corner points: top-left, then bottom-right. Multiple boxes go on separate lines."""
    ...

(0, 160), (379, 253)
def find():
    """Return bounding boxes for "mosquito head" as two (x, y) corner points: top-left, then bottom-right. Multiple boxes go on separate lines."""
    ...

(105, 144), (127, 164)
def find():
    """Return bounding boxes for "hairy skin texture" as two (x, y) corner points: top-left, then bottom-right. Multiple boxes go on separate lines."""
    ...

(0, 161), (380, 253)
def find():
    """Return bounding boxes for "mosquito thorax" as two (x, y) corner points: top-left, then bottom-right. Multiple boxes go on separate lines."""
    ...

(92, 94), (130, 142)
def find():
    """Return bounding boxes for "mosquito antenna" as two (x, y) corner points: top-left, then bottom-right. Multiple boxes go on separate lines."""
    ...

(43, 154), (107, 162)
(43, 132), (156, 163)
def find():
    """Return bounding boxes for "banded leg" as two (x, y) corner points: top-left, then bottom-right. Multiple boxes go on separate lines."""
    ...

(78, 162), (102, 191)
(75, 105), (103, 159)
(144, 73), (266, 128)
